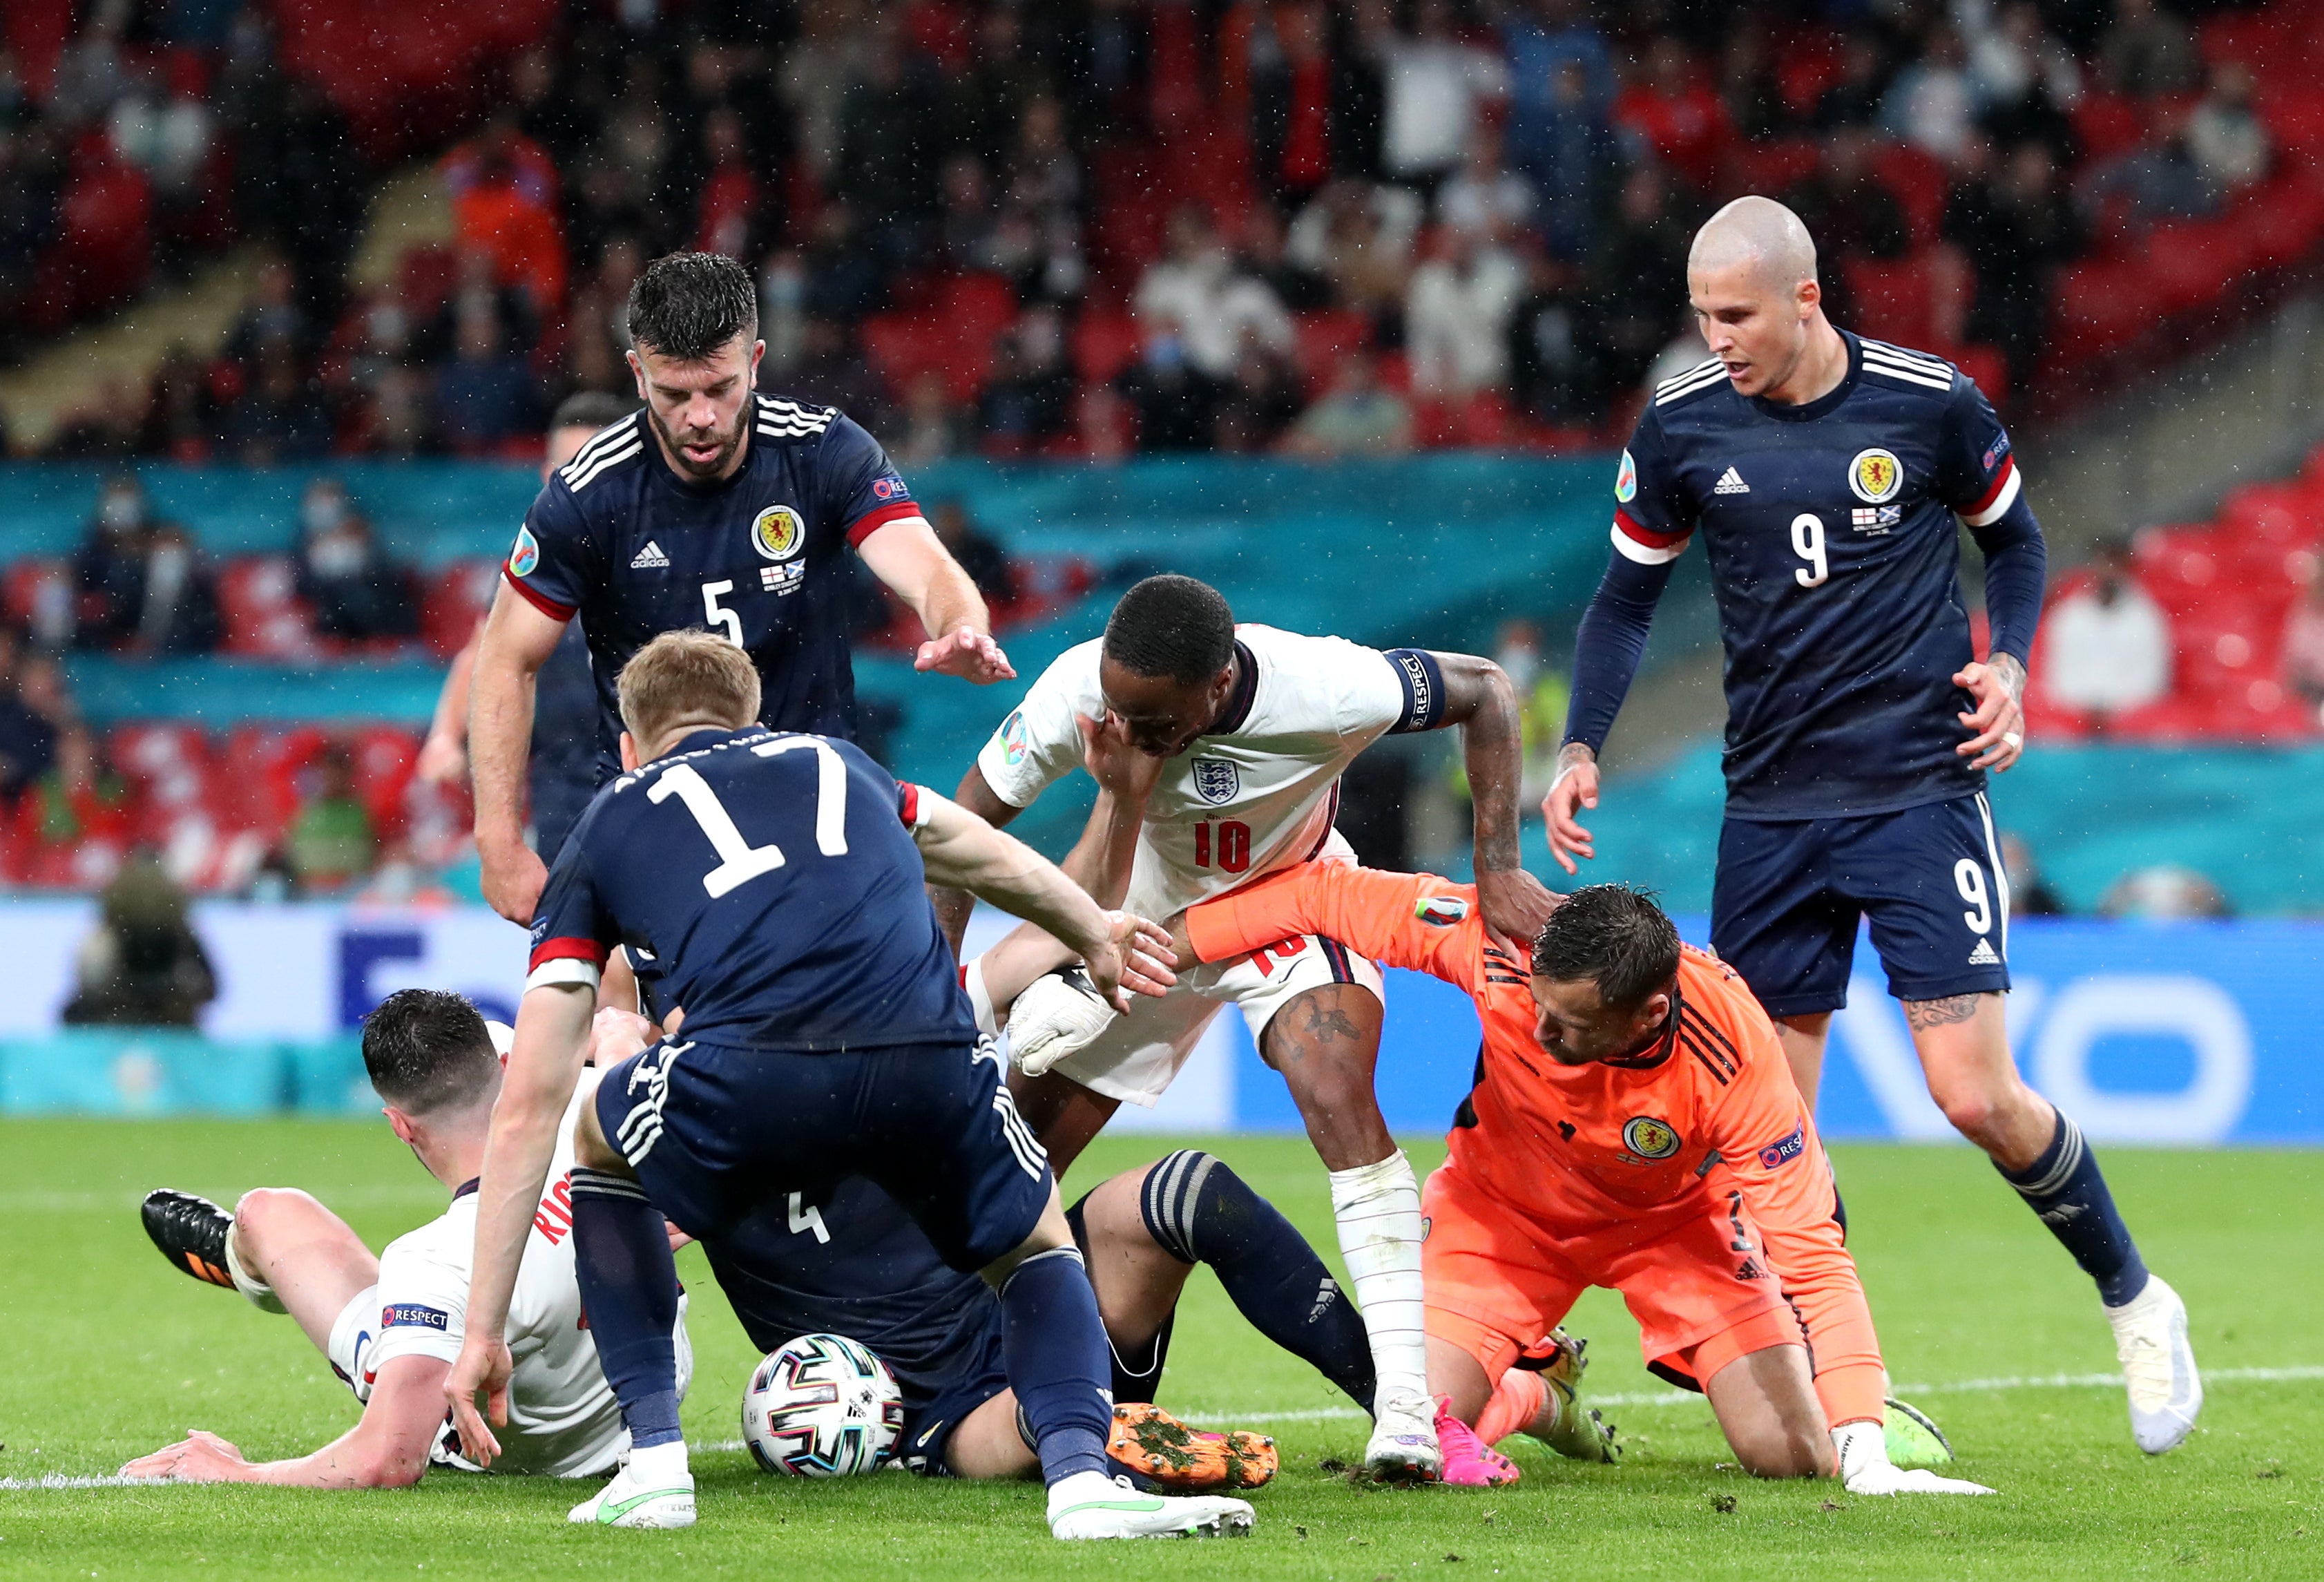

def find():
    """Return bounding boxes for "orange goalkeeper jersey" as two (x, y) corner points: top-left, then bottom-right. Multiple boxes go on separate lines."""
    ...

(1186, 862), (1888, 1424)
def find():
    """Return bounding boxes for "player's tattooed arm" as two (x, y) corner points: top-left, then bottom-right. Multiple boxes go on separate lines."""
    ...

(1903, 994), (1986, 1031)
(1432, 651), (1559, 948)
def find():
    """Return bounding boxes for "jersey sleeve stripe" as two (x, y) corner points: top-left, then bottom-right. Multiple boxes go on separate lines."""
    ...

(1653, 356), (1720, 394)
(1861, 339), (1952, 376)
(564, 437), (644, 493)
(845, 499), (924, 547)
(895, 781), (930, 829)
(1612, 522), (1689, 565)
(1959, 457), (2022, 526)
(1654, 363), (1730, 405)
(1860, 350), (1955, 392)
(529, 935), (611, 971)
(501, 564), (577, 621)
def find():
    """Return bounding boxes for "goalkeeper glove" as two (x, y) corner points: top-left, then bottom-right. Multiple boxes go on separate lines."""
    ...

(1832, 1420), (1995, 1496)
(1006, 966), (1117, 1076)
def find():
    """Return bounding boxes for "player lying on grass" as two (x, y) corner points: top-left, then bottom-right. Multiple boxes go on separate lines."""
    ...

(126, 989), (690, 1486)
(1178, 868), (1993, 1496)
(450, 632), (1250, 1539)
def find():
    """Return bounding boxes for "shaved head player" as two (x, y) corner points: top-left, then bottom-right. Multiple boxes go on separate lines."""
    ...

(1542, 196), (2200, 1455)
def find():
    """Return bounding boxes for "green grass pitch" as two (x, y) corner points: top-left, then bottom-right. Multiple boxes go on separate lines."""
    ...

(0, 1120), (2318, 1580)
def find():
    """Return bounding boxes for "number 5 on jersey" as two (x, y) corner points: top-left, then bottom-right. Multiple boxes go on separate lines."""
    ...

(651, 738), (850, 897)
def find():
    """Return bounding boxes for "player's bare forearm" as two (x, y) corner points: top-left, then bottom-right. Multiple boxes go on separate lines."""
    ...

(914, 791), (1111, 959)
(977, 775), (1153, 1009)
(862, 516), (1015, 681)
(914, 553), (990, 645)
(467, 983), (594, 1340)
(931, 764), (1020, 955)
(468, 588), (563, 858)
(126, 1360), (447, 1487)
(419, 625), (482, 783)
(1436, 652), (1559, 940)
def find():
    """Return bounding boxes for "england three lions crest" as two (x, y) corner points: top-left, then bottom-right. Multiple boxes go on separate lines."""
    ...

(1191, 758), (1240, 805)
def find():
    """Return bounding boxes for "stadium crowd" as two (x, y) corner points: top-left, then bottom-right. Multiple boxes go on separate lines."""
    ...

(10, 0), (2318, 460)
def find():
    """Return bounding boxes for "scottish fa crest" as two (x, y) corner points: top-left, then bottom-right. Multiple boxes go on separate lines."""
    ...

(1191, 758), (1240, 805)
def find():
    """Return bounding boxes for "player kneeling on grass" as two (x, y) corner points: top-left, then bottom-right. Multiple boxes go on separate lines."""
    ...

(1180, 870), (1993, 1496)
(127, 990), (689, 1485)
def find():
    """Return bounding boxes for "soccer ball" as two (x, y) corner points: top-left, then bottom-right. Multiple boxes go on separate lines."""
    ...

(740, 1333), (904, 1477)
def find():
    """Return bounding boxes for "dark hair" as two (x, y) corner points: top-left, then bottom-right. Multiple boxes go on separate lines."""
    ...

(361, 989), (498, 1115)
(1530, 884), (1682, 1010)
(551, 390), (637, 431)
(1102, 575), (1236, 685)
(626, 251), (758, 361)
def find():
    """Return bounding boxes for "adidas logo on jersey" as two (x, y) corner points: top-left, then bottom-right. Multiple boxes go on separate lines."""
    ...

(1968, 938), (2001, 966)
(1714, 466), (1750, 495)
(630, 541), (671, 569)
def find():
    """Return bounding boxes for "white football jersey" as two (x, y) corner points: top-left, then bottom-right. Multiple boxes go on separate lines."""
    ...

(977, 624), (1444, 917)
(364, 1083), (689, 1478)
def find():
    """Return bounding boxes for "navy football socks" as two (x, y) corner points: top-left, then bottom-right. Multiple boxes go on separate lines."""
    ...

(570, 1167), (685, 1449)
(1996, 1111), (2151, 1308)
(997, 1245), (1113, 1485)
(1141, 1150), (1378, 1413)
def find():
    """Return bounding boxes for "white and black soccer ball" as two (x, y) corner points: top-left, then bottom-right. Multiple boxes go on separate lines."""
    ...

(740, 1333), (904, 1478)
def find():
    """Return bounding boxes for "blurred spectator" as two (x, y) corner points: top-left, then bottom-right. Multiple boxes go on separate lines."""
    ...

(1883, 26), (1976, 164)
(225, 341), (334, 463)
(1249, 0), (1383, 211)
(50, 3), (133, 129)
(1211, 343), (1306, 453)
(936, 152), (1001, 272)
(1946, 140), (2085, 392)
(15, 724), (133, 879)
(693, 108), (764, 261)
(1377, 0), (1508, 191)
(446, 120), (566, 311)
(1613, 38), (1731, 193)
(1437, 125), (1535, 244)
(1281, 350), (1412, 458)
(1512, 59), (1617, 263)
(435, 301), (541, 452)
(1508, 251), (1598, 423)
(1406, 227), (1526, 399)
(1118, 338), (1220, 452)
(785, 317), (896, 434)
(0, 628), (58, 801)
(1999, 831), (2068, 917)
(977, 307), (1076, 450)
(235, 77), (366, 323)
(2045, 540), (2171, 719)
(2100, 864), (2230, 919)
(1717, 30), (1789, 144)
(890, 372), (968, 467)
(71, 474), (152, 651)
(2088, 106), (2221, 228)
(1493, 617), (1572, 807)
(128, 523), (221, 656)
(224, 260), (316, 371)
(1814, 32), (1890, 132)
(1287, 178), (1423, 322)
(835, 32), (942, 269)
(61, 851), (216, 1026)
(296, 481), (418, 642)
(2098, 0), (2200, 97)
(1966, 2), (2082, 149)
(2282, 559), (2324, 721)
(1135, 207), (1296, 382)
(929, 499), (1019, 608)
(1588, 166), (1692, 394)
(288, 743), (376, 891)
(2186, 63), (2270, 192)
(1501, 0), (1615, 148)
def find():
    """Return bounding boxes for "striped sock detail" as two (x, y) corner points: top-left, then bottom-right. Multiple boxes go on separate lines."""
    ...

(1139, 1149), (1218, 1265)
(570, 1166), (653, 1202)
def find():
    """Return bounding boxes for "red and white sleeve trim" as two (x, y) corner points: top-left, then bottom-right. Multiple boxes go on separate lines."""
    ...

(845, 499), (926, 548)
(896, 781), (934, 829)
(525, 936), (608, 991)
(1612, 510), (1692, 566)
(501, 563), (577, 621)
(1959, 457), (2022, 527)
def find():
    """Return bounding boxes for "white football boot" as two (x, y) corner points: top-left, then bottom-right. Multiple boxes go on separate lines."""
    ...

(568, 1448), (696, 1529)
(1046, 1470), (1254, 1539)
(1363, 1384), (1443, 1482)
(2106, 1274), (2202, 1454)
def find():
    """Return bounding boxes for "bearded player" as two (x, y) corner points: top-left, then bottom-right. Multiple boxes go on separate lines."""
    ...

(1180, 866), (1990, 1496)
(1542, 196), (2197, 1453)
(936, 573), (1559, 1480)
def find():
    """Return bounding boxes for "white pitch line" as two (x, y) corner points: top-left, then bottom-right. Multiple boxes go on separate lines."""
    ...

(0, 1474), (169, 1490)
(0, 1185), (445, 1214)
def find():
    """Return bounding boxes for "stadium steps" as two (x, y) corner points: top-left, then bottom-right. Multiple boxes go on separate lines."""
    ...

(0, 165), (449, 455)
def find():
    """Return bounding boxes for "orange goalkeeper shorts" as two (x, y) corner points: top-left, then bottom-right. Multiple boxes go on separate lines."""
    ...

(1422, 1158), (1804, 1389)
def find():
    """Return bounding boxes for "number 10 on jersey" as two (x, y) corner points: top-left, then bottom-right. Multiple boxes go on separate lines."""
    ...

(1192, 819), (1251, 873)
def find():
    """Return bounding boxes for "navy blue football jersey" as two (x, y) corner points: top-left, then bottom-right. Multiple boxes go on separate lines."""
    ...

(702, 1176), (996, 1407)
(526, 727), (974, 1052)
(1615, 332), (2024, 819)
(501, 394), (923, 769)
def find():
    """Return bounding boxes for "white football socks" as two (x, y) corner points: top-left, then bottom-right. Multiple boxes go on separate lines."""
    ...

(222, 1225), (286, 1314)
(626, 1438), (691, 1487)
(1327, 1150), (1430, 1409)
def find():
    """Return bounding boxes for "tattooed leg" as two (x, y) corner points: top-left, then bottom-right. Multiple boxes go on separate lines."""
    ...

(1902, 990), (2054, 1169)
(1259, 983), (1390, 1171)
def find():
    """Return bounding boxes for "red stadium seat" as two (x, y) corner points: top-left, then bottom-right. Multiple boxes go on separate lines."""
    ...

(218, 556), (322, 660)
(350, 727), (421, 838)
(1292, 310), (1372, 399)
(421, 558), (499, 658)
(1073, 308), (1143, 385)
(1870, 143), (1947, 249)
(1842, 253), (1942, 354)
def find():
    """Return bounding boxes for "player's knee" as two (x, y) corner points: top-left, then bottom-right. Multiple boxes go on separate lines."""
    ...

(1730, 1417), (1835, 1480)
(1930, 1083), (2006, 1147)
(231, 1187), (318, 1261)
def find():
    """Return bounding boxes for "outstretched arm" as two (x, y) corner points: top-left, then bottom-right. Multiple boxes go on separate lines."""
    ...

(1181, 862), (1486, 992)
(858, 516), (1015, 683)
(1430, 652), (1558, 947)
(121, 1355), (451, 1487)
(912, 786), (1173, 1011)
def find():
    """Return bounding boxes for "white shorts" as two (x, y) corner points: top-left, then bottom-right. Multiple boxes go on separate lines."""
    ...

(328, 1285), (381, 1402)
(1053, 844), (1387, 1107)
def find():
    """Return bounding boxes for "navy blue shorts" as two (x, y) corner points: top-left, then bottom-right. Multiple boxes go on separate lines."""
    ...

(593, 1034), (1053, 1273)
(1710, 791), (2012, 1019)
(892, 1305), (1011, 1478)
